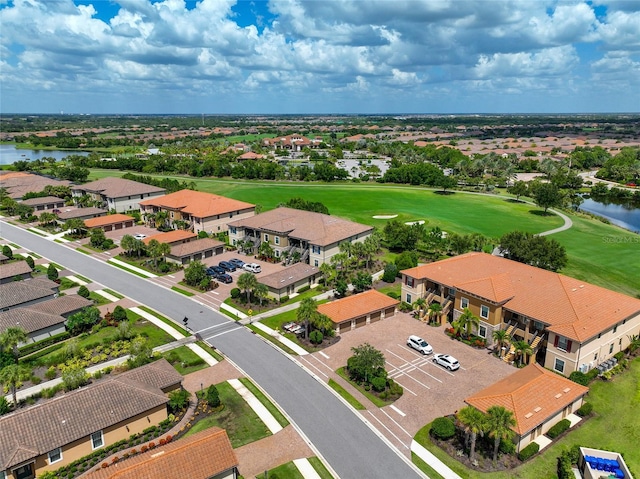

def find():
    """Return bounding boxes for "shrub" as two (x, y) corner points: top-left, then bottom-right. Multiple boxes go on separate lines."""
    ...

(148, 442), (156, 449)
(614, 351), (625, 361)
(0, 396), (10, 415)
(141, 445), (148, 453)
(47, 264), (59, 281)
(101, 463), (108, 469)
(569, 371), (589, 386)
(518, 442), (540, 461)
(309, 330), (323, 345)
(431, 417), (456, 440)
(45, 366), (57, 380)
(547, 419), (571, 439)
(576, 402), (593, 417)
(371, 376), (387, 392)
(77, 285), (90, 298)
(297, 285), (310, 293)
(25, 255), (35, 269)
(557, 450), (574, 479)
(166, 434), (172, 442)
(206, 384), (221, 408)
(382, 262), (399, 283)
(112, 305), (128, 323)
(499, 439), (517, 455)
(279, 296), (290, 303)
(388, 379), (403, 396)
(230, 288), (241, 299)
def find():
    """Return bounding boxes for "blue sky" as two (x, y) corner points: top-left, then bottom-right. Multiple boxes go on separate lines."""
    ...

(1, 0), (639, 114)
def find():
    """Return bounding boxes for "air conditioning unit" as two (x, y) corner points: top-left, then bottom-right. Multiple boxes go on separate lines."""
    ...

(579, 364), (588, 373)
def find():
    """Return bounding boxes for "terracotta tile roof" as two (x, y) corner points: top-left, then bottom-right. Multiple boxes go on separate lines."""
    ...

(84, 428), (238, 479)
(169, 238), (225, 258)
(0, 261), (32, 280)
(143, 230), (197, 245)
(0, 279), (57, 310)
(26, 294), (93, 317)
(21, 196), (65, 207)
(229, 207), (373, 247)
(74, 178), (165, 198)
(465, 363), (588, 435)
(402, 253), (640, 342)
(318, 290), (399, 324)
(238, 151), (263, 160)
(57, 207), (107, 220)
(84, 214), (135, 228)
(140, 189), (254, 219)
(0, 359), (181, 470)
(0, 295), (92, 334)
(258, 263), (318, 289)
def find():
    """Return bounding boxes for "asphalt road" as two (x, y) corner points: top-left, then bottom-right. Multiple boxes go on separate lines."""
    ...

(1, 222), (421, 479)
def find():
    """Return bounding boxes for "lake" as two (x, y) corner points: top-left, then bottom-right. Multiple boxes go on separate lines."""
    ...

(0, 144), (88, 165)
(580, 197), (640, 233)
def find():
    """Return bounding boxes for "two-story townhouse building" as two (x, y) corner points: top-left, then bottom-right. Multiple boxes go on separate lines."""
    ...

(401, 252), (640, 376)
(227, 207), (373, 267)
(72, 178), (166, 213)
(139, 189), (255, 235)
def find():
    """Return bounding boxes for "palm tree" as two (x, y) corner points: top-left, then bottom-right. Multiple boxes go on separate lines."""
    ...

(38, 211), (57, 227)
(0, 363), (31, 405)
(492, 329), (510, 357)
(157, 242), (171, 264)
(485, 405), (516, 462)
(428, 303), (443, 325)
(120, 234), (135, 256)
(412, 298), (427, 321)
(0, 326), (28, 361)
(254, 283), (269, 307)
(513, 340), (533, 366)
(297, 297), (318, 340)
(457, 308), (480, 339)
(457, 406), (486, 462)
(147, 239), (162, 267)
(319, 262), (336, 290)
(627, 334), (640, 357)
(237, 272), (258, 305)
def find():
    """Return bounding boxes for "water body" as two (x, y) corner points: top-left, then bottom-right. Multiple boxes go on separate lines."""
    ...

(580, 197), (640, 233)
(0, 144), (88, 165)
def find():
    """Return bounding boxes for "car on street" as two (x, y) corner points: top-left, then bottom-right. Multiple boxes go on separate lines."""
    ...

(218, 261), (236, 272)
(432, 353), (460, 371)
(134, 234), (147, 240)
(214, 272), (233, 284)
(229, 258), (245, 268)
(407, 335), (433, 355)
(206, 266), (225, 276)
(242, 263), (261, 273)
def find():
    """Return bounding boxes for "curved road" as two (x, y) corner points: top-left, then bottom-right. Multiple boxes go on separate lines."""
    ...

(0, 222), (421, 479)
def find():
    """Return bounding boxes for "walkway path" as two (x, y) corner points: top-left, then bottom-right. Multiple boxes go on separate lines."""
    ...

(228, 378), (283, 434)
(538, 208), (573, 236)
(107, 257), (157, 278)
(411, 441), (462, 479)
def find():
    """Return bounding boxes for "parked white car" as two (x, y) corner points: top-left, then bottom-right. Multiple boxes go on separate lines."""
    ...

(133, 234), (147, 240)
(242, 263), (261, 273)
(407, 335), (433, 355)
(433, 353), (460, 371)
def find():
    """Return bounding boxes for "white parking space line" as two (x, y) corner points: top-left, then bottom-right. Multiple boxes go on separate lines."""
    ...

(319, 351), (330, 359)
(388, 378), (417, 396)
(386, 349), (443, 383)
(386, 360), (430, 390)
(367, 411), (409, 449)
(389, 405), (405, 417)
(429, 362), (457, 377)
(300, 357), (329, 379)
(308, 355), (334, 372)
(380, 408), (412, 438)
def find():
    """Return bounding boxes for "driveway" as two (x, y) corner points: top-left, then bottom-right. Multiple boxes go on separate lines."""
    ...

(299, 313), (515, 454)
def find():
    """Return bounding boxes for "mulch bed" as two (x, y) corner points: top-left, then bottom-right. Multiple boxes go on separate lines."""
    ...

(430, 433), (521, 473)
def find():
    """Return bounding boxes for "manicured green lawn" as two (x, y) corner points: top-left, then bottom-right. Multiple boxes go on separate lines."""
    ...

(413, 357), (640, 478)
(185, 381), (271, 447)
(264, 462), (304, 479)
(328, 378), (366, 410)
(306, 457), (335, 479)
(238, 377), (289, 427)
(162, 346), (207, 375)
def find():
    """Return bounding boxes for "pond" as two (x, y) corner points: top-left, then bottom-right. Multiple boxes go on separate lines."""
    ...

(0, 144), (88, 165)
(579, 197), (640, 233)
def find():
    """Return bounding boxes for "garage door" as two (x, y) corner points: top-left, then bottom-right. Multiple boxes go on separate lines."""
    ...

(114, 223), (122, 230)
(384, 307), (396, 318)
(104, 225), (113, 232)
(355, 316), (367, 328)
(338, 320), (351, 333)
(370, 311), (381, 323)
(204, 250), (213, 258)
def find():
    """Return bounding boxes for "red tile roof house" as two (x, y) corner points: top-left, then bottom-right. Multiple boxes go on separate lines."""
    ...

(84, 214), (135, 232)
(142, 229), (197, 246)
(465, 363), (589, 453)
(0, 261), (33, 284)
(317, 290), (400, 334)
(0, 359), (182, 479)
(84, 428), (239, 479)
(71, 178), (166, 213)
(400, 252), (640, 377)
(0, 294), (92, 344)
(228, 207), (373, 267)
(139, 189), (255, 236)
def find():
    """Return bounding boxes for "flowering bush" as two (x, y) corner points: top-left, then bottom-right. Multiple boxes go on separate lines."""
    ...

(101, 463), (108, 469)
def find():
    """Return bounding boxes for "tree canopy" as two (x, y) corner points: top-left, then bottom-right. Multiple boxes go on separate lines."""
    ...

(499, 231), (567, 272)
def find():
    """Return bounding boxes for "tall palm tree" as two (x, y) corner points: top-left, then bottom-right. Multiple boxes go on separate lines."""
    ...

(237, 272), (258, 305)
(0, 363), (31, 405)
(492, 329), (510, 357)
(120, 234), (135, 256)
(254, 283), (269, 307)
(319, 262), (336, 290)
(486, 406), (516, 462)
(514, 340), (533, 366)
(457, 308), (480, 339)
(412, 298), (427, 321)
(456, 406), (486, 462)
(297, 297), (318, 340)
(0, 326), (28, 361)
(627, 334), (640, 357)
(158, 242), (171, 264)
(428, 303), (443, 325)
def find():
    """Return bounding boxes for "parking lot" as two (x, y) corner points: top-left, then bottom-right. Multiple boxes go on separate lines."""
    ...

(299, 312), (515, 452)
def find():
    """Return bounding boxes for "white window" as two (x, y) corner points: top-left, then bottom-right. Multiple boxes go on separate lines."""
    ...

(478, 325), (487, 338)
(312, 245), (321, 254)
(275, 236), (280, 245)
(461, 297), (469, 309)
(554, 358), (565, 373)
(480, 305), (489, 319)
(264, 234), (269, 242)
(91, 431), (104, 450)
(48, 448), (62, 464)
(557, 336), (569, 351)
(406, 293), (412, 304)
(230, 227), (236, 234)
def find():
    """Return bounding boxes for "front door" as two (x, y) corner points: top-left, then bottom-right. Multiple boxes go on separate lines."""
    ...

(13, 462), (35, 479)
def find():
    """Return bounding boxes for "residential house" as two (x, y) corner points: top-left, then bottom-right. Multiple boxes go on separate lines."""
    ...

(143, 230), (197, 246)
(400, 252), (640, 376)
(262, 135), (322, 151)
(237, 151), (264, 161)
(0, 295), (93, 343)
(57, 207), (107, 222)
(166, 238), (225, 265)
(20, 196), (65, 212)
(0, 261), (32, 284)
(317, 290), (399, 334)
(84, 428), (239, 479)
(72, 178), (166, 213)
(84, 214), (135, 232)
(0, 172), (71, 200)
(139, 189), (255, 235)
(0, 278), (59, 312)
(0, 359), (182, 479)
(465, 363), (589, 452)
(227, 207), (372, 267)
(258, 263), (319, 300)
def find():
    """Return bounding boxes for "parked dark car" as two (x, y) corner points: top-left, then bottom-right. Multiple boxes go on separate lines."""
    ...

(218, 261), (236, 272)
(206, 266), (225, 276)
(214, 273), (233, 284)
(228, 258), (245, 268)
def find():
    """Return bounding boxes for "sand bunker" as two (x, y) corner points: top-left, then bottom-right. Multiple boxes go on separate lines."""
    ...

(404, 220), (426, 226)
(372, 214), (398, 219)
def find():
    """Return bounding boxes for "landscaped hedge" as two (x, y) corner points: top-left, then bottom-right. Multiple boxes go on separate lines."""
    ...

(576, 402), (593, 417)
(569, 370), (589, 386)
(518, 442), (540, 461)
(546, 419), (571, 439)
(430, 417), (456, 440)
(297, 285), (310, 293)
(19, 332), (71, 357)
